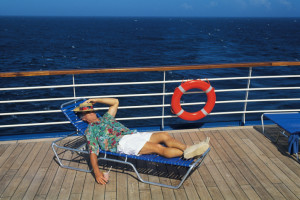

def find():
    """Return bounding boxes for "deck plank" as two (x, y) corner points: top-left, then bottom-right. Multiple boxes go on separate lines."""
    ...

(0, 143), (26, 179)
(0, 126), (299, 200)
(147, 161), (164, 200)
(104, 166), (116, 200)
(158, 167), (176, 200)
(195, 131), (237, 200)
(9, 142), (35, 170)
(0, 143), (35, 196)
(250, 127), (300, 177)
(70, 158), (88, 196)
(0, 144), (18, 168)
(211, 130), (249, 186)
(57, 153), (80, 200)
(23, 167), (48, 200)
(236, 129), (282, 184)
(45, 146), (73, 200)
(0, 144), (9, 157)
(1, 142), (44, 198)
(206, 131), (249, 200)
(243, 138), (300, 198)
(93, 178), (105, 200)
(116, 163), (129, 200)
(81, 171), (95, 200)
(34, 141), (65, 198)
(228, 129), (286, 199)
(186, 131), (214, 200)
(221, 129), (273, 199)
(207, 186), (224, 200)
(11, 142), (51, 200)
(126, 160), (140, 200)
(175, 132), (201, 200)
(240, 185), (261, 200)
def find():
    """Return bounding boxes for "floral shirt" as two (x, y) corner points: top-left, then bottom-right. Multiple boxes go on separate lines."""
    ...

(85, 112), (135, 155)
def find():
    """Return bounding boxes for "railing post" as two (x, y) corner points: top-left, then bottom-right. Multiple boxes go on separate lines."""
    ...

(72, 74), (76, 99)
(161, 71), (166, 130)
(242, 67), (252, 125)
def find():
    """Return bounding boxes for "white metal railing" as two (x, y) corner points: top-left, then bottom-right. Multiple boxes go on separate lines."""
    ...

(1, 64), (300, 130)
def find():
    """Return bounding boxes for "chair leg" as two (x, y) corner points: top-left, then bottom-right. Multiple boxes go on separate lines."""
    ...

(275, 131), (280, 143)
(51, 133), (92, 173)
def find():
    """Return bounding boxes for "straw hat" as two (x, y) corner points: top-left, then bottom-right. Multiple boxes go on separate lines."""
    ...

(73, 102), (94, 112)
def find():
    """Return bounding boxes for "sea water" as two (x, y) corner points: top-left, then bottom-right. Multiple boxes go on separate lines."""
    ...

(1, 17), (300, 136)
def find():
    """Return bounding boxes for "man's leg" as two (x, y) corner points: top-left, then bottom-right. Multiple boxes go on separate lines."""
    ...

(138, 132), (187, 158)
(138, 142), (183, 158)
(148, 132), (187, 151)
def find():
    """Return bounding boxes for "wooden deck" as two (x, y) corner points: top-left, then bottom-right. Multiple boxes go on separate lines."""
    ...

(0, 126), (299, 200)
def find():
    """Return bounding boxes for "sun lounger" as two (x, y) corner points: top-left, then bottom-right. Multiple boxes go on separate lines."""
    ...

(52, 98), (210, 189)
(261, 112), (300, 161)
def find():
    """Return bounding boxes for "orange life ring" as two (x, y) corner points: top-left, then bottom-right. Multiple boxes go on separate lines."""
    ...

(171, 80), (216, 121)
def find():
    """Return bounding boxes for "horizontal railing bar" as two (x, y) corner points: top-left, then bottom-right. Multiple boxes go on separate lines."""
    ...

(0, 80), (174, 91)
(2, 61), (300, 78)
(1, 86), (300, 104)
(2, 108), (300, 128)
(2, 74), (300, 91)
(217, 87), (300, 92)
(0, 110), (61, 116)
(1, 97), (300, 116)
(209, 75), (300, 81)
(0, 121), (70, 128)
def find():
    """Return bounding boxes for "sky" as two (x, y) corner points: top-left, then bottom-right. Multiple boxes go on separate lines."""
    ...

(0, 0), (299, 17)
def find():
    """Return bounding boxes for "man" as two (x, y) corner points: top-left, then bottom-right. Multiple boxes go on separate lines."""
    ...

(74, 98), (210, 185)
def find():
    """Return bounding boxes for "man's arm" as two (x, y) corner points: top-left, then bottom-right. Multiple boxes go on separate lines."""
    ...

(86, 98), (119, 117)
(90, 153), (108, 184)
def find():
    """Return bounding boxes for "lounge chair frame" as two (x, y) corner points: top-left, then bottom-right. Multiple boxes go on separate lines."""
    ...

(52, 98), (210, 189)
(261, 112), (300, 161)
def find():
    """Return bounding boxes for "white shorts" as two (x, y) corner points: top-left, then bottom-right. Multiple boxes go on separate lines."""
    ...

(117, 132), (153, 156)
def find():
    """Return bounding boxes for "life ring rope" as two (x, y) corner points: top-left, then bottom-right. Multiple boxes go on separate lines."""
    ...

(171, 79), (216, 121)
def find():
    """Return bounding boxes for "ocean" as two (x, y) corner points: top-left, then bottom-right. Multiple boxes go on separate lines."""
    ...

(1, 17), (300, 137)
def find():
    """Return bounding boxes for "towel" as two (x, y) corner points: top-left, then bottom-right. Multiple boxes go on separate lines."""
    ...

(288, 133), (299, 155)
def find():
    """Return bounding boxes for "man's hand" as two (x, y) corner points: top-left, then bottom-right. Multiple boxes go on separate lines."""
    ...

(90, 153), (108, 185)
(85, 99), (97, 105)
(94, 170), (108, 185)
(85, 98), (119, 117)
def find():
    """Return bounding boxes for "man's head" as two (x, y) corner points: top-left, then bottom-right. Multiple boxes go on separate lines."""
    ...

(74, 102), (98, 123)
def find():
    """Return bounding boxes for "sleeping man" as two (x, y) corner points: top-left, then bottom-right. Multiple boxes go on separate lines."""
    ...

(74, 98), (210, 185)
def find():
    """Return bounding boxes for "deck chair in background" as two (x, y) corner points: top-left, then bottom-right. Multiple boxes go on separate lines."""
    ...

(261, 112), (300, 161)
(52, 98), (210, 189)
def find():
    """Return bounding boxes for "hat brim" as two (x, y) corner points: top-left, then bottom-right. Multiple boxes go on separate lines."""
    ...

(73, 102), (94, 112)
(73, 107), (94, 112)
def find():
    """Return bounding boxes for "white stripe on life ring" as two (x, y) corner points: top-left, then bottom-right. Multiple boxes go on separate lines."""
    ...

(201, 108), (208, 116)
(205, 86), (213, 93)
(178, 85), (186, 94)
(176, 109), (184, 116)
